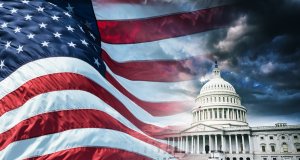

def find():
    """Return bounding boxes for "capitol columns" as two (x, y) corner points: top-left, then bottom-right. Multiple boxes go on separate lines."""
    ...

(221, 135), (225, 152)
(242, 134), (245, 154)
(202, 135), (206, 154)
(248, 134), (253, 153)
(229, 135), (232, 154)
(235, 134), (238, 153)
(209, 135), (212, 153)
(215, 135), (218, 151)
(197, 135), (200, 154)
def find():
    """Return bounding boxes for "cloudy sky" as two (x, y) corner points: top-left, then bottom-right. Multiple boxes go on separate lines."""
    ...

(179, 0), (300, 126)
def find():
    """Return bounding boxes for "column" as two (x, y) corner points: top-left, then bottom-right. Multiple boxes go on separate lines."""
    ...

(185, 136), (188, 153)
(167, 137), (169, 146)
(203, 135), (206, 154)
(248, 134), (252, 153)
(229, 135), (232, 154)
(235, 134), (238, 153)
(221, 135), (225, 152)
(215, 135), (218, 151)
(209, 135), (212, 153)
(172, 137), (175, 148)
(191, 136), (194, 154)
(180, 137), (182, 150)
(227, 109), (230, 120)
(197, 135), (200, 154)
(242, 134), (245, 153)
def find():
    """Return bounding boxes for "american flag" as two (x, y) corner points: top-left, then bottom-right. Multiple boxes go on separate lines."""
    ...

(0, 0), (235, 159)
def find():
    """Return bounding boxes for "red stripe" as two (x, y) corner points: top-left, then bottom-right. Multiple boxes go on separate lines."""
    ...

(0, 109), (171, 152)
(102, 50), (209, 82)
(26, 147), (152, 160)
(98, 6), (234, 44)
(0, 73), (179, 136)
(105, 71), (193, 116)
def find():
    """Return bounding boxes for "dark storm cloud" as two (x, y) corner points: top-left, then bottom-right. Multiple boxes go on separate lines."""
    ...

(206, 0), (300, 120)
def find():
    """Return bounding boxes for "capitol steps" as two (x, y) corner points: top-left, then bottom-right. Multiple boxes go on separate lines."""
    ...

(179, 154), (210, 160)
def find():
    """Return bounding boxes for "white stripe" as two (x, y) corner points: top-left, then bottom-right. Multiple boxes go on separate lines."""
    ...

(92, 0), (233, 20)
(0, 90), (166, 146)
(0, 57), (189, 126)
(0, 128), (172, 160)
(106, 64), (195, 102)
(101, 29), (224, 62)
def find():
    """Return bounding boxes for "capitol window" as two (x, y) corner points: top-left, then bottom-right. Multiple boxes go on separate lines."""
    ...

(261, 144), (266, 152)
(270, 136), (273, 140)
(294, 135), (298, 139)
(282, 142), (288, 152)
(295, 143), (300, 152)
(260, 136), (264, 140)
(281, 136), (285, 140)
(270, 144), (276, 152)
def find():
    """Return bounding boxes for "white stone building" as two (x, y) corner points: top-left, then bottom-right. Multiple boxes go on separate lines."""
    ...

(165, 62), (300, 160)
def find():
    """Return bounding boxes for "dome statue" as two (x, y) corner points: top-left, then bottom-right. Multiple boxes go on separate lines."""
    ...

(193, 61), (248, 127)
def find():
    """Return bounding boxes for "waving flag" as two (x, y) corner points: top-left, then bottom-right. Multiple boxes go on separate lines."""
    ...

(0, 0), (236, 159)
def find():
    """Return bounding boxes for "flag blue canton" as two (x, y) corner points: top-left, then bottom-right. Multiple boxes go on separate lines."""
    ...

(0, 0), (105, 81)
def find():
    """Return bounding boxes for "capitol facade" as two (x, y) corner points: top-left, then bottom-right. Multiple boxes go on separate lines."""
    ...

(164, 62), (300, 160)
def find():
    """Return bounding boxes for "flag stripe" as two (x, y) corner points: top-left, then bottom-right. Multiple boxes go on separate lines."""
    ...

(102, 50), (208, 82)
(105, 72), (193, 116)
(0, 128), (172, 160)
(0, 57), (191, 124)
(0, 83), (183, 137)
(0, 109), (171, 151)
(98, 5), (233, 44)
(93, 0), (233, 20)
(100, 28), (224, 62)
(26, 147), (152, 160)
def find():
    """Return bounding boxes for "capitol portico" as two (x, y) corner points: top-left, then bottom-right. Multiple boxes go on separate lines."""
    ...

(164, 62), (300, 160)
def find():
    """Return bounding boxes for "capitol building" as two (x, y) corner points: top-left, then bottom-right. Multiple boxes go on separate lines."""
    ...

(165, 62), (300, 160)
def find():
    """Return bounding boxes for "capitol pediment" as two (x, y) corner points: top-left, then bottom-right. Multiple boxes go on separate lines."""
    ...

(181, 123), (224, 133)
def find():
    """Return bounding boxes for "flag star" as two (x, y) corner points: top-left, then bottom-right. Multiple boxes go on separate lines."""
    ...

(64, 12), (71, 17)
(1, 22), (8, 28)
(41, 41), (49, 47)
(16, 45), (23, 53)
(37, 6), (44, 12)
(66, 25), (74, 32)
(53, 32), (61, 38)
(21, 0), (29, 4)
(51, 15), (59, 21)
(68, 42), (76, 48)
(5, 41), (11, 49)
(78, 25), (84, 32)
(39, 23), (47, 28)
(25, 14), (32, 20)
(89, 32), (96, 40)
(11, 8), (18, 14)
(0, 3), (3, 8)
(66, 3), (74, 12)
(0, 60), (5, 70)
(27, 33), (35, 39)
(94, 58), (100, 67)
(81, 39), (88, 46)
(14, 27), (21, 33)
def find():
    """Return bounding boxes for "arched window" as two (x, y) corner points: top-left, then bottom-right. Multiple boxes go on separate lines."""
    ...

(270, 143), (276, 152)
(223, 97), (225, 102)
(219, 97), (221, 102)
(260, 143), (266, 152)
(282, 142), (288, 152)
(246, 158), (250, 160)
(239, 158), (243, 160)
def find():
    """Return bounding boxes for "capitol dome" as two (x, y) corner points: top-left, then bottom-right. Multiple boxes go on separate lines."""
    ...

(192, 62), (248, 127)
